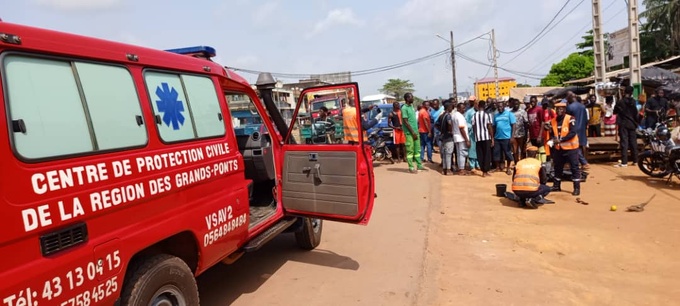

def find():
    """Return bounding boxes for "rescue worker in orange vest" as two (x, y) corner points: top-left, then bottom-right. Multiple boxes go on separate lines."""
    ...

(511, 146), (551, 209)
(548, 100), (581, 196)
(342, 98), (380, 145)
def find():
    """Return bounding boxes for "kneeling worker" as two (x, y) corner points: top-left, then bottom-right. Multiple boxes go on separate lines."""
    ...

(511, 146), (551, 208)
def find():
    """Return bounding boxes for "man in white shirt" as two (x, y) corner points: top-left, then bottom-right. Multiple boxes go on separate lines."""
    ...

(452, 103), (471, 175)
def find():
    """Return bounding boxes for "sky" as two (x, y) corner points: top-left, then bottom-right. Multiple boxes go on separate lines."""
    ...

(1, 0), (641, 100)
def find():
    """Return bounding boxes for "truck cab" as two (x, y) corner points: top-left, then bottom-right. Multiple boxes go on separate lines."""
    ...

(0, 23), (375, 306)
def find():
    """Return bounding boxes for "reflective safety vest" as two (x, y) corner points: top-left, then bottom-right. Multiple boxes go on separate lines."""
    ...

(342, 107), (366, 142)
(512, 158), (542, 192)
(551, 114), (579, 150)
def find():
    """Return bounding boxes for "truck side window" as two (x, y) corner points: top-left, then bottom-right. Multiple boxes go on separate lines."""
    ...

(144, 71), (224, 142)
(74, 62), (147, 150)
(144, 72), (196, 142)
(3, 55), (147, 160)
(182, 75), (225, 138)
(290, 89), (360, 145)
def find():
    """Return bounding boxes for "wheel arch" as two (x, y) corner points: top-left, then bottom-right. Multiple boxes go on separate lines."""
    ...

(121, 231), (200, 295)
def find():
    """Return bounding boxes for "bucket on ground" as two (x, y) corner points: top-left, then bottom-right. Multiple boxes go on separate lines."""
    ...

(495, 184), (507, 197)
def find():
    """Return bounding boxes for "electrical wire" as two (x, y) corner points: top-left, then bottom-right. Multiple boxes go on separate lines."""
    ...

(227, 31), (492, 78)
(501, 0), (587, 66)
(497, 0), (574, 54)
(457, 52), (546, 80)
(227, 49), (449, 78)
(524, 0), (619, 72)
(526, 1), (625, 73)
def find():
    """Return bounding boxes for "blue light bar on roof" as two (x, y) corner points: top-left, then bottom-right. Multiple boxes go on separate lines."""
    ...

(165, 46), (216, 59)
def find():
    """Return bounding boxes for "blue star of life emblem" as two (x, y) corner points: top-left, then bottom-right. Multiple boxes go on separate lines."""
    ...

(155, 82), (185, 130)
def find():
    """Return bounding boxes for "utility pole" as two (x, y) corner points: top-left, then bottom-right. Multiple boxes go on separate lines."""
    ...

(592, 0), (607, 84)
(450, 31), (458, 102)
(491, 29), (499, 99)
(628, 0), (642, 93)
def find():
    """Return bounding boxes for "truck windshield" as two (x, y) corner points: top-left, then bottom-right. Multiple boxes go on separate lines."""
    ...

(368, 105), (392, 120)
(361, 100), (380, 109)
(311, 100), (339, 111)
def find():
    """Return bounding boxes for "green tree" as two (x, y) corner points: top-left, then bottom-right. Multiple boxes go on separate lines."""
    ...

(640, 0), (680, 62)
(517, 83), (532, 88)
(575, 30), (594, 57)
(380, 79), (415, 100)
(575, 30), (610, 59)
(540, 53), (595, 86)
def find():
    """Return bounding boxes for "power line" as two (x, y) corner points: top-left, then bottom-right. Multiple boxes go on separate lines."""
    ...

(455, 31), (492, 49)
(457, 52), (546, 80)
(497, 0), (574, 54)
(526, 1), (625, 73)
(502, 0), (587, 66)
(227, 49), (448, 78)
(526, 0), (619, 73)
(227, 31), (492, 79)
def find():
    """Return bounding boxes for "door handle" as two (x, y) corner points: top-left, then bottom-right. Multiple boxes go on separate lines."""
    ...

(313, 163), (322, 181)
(302, 164), (321, 182)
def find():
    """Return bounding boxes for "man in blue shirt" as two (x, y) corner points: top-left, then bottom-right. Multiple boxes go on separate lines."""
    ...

(565, 92), (590, 170)
(493, 100), (516, 174)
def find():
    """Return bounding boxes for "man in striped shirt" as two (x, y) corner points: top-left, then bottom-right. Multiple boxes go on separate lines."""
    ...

(472, 100), (495, 177)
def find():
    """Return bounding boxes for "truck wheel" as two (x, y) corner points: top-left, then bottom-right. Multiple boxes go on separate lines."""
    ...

(120, 254), (199, 306)
(295, 218), (322, 250)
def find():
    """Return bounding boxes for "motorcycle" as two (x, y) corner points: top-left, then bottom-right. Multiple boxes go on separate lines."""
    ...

(637, 120), (680, 182)
(367, 128), (394, 163)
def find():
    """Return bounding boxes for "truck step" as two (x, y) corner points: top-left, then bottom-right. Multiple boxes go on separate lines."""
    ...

(242, 218), (297, 253)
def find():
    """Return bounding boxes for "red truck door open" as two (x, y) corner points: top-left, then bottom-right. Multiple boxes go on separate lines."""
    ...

(280, 83), (375, 225)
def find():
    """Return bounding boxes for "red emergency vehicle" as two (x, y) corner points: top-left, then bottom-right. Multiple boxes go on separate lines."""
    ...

(0, 22), (375, 306)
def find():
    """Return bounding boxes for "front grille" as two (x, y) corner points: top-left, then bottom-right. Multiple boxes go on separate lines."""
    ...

(40, 223), (88, 256)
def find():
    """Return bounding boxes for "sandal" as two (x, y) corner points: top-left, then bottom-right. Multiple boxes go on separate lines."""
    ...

(506, 169), (512, 175)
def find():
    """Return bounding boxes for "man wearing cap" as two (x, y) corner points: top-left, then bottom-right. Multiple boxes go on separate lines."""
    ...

(511, 146), (551, 208)
(548, 101), (581, 196)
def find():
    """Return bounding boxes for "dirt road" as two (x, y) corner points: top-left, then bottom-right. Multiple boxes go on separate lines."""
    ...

(197, 162), (437, 305)
(418, 163), (680, 306)
(197, 159), (680, 305)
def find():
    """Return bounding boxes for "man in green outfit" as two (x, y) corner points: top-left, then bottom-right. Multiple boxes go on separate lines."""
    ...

(402, 93), (424, 173)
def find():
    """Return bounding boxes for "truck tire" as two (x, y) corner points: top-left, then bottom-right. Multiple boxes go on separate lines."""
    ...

(294, 218), (322, 250)
(120, 254), (199, 306)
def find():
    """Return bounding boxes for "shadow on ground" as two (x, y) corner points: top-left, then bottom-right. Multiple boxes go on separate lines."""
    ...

(617, 175), (680, 200)
(197, 234), (359, 306)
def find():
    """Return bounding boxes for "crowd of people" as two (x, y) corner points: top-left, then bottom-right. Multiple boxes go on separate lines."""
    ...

(382, 87), (679, 207)
(388, 86), (680, 173)
(391, 92), (588, 179)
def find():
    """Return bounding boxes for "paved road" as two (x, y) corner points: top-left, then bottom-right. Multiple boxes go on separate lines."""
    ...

(197, 162), (438, 306)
